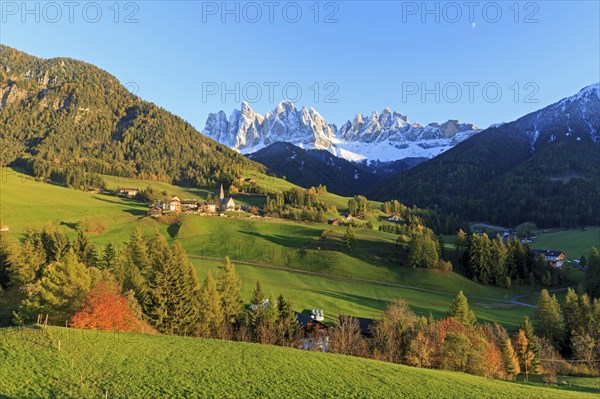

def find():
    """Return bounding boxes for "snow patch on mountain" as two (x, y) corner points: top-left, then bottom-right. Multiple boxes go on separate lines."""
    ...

(203, 101), (480, 162)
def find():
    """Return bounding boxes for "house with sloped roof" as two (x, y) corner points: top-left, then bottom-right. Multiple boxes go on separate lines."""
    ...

(533, 249), (566, 268)
(296, 312), (329, 351)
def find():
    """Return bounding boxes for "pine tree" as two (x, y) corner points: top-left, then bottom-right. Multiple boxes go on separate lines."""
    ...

(217, 256), (243, 324)
(102, 243), (117, 271)
(535, 289), (565, 349)
(0, 234), (12, 288)
(513, 329), (534, 382)
(8, 238), (46, 286)
(21, 249), (92, 325)
(276, 294), (298, 345)
(249, 281), (266, 329)
(148, 239), (199, 336)
(127, 228), (152, 280)
(344, 225), (356, 250)
(520, 316), (540, 373)
(198, 271), (224, 338)
(72, 228), (98, 267)
(500, 338), (521, 379)
(585, 247), (600, 298)
(448, 291), (477, 327)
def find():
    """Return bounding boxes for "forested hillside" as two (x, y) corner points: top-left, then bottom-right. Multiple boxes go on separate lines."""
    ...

(369, 85), (600, 228)
(0, 45), (264, 188)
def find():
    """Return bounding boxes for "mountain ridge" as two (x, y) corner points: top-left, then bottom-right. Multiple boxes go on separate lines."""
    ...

(368, 82), (600, 228)
(203, 101), (480, 163)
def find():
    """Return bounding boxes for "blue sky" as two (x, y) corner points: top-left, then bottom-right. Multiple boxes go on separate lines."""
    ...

(1, 1), (599, 130)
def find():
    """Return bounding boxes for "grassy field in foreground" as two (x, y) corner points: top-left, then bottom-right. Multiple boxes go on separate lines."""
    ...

(532, 227), (600, 260)
(0, 326), (597, 399)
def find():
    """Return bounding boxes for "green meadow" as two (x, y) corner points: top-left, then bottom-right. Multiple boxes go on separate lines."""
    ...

(0, 326), (596, 399)
(0, 167), (594, 329)
(532, 227), (600, 259)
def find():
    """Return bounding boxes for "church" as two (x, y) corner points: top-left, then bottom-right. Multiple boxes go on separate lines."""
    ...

(219, 184), (236, 212)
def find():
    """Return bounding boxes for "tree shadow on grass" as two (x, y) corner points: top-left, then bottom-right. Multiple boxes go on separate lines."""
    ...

(122, 208), (147, 217)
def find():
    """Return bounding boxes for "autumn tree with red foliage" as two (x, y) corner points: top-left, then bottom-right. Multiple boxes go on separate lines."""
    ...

(71, 279), (154, 333)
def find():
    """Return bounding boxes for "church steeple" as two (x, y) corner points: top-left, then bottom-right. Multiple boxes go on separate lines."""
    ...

(219, 184), (225, 200)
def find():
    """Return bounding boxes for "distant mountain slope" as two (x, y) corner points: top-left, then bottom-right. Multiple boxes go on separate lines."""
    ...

(368, 84), (600, 228)
(203, 101), (480, 163)
(0, 45), (263, 187)
(248, 142), (424, 196)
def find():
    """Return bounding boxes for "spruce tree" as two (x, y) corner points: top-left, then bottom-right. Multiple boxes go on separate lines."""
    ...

(0, 234), (12, 288)
(249, 281), (266, 329)
(127, 228), (151, 280)
(217, 256), (243, 324)
(585, 247), (600, 299)
(535, 289), (565, 349)
(102, 243), (117, 271)
(500, 338), (521, 379)
(520, 316), (540, 373)
(72, 228), (98, 267)
(276, 293), (298, 345)
(21, 249), (92, 325)
(344, 225), (356, 250)
(448, 291), (476, 327)
(198, 271), (224, 338)
(514, 329), (534, 382)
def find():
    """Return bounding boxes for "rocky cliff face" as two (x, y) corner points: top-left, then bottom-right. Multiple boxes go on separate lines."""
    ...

(203, 102), (480, 162)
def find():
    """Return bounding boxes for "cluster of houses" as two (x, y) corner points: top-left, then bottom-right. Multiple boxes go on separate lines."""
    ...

(146, 185), (238, 217)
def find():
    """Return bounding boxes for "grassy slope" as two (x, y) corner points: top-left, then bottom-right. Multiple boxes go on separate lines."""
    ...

(0, 168), (169, 244)
(192, 259), (532, 328)
(532, 227), (600, 259)
(4, 167), (597, 329)
(0, 326), (596, 399)
(0, 168), (534, 328)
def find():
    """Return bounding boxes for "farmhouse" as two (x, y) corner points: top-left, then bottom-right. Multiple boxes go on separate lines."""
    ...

(533, 249), (566, 268)
(161, 196), (182, 213)
(148, 205), (163, 217)
(296, 312), (329, 351)
(219, 184), (236, 212)
(118, 188), (139, 197)
(201, 202), (217, 213)
(181, 199), (200, 210)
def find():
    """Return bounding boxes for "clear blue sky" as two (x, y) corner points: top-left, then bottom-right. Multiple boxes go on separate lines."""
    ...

(1, 1), (599, 130)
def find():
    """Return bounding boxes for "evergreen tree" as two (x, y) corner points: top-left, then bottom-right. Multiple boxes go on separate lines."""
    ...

(72, 228), (98, 267)
(102, 243), (117, 271)
(276, 294), (298, 345)
(535, 289), (565, 349)
(500, 338), (521, 379)
(20, 249), (92, 325)
(584, 247), (600, 298)
(9, 238), (46, 286)
(148, 239), (199, 336)
(127, 229), (152, 280)
(217, 256), (243, 324)
(0, 234), (13, 288)
(39, 224), (69, 263)
(409, 227), (440, 269)
(448, 291), (477, 327)
(343, 225), (356, 250)
(198, 271), (224, 337)
(249, 281), (266, 329)
(519, 316), (541, 373)
(514, 329), (534, 382)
